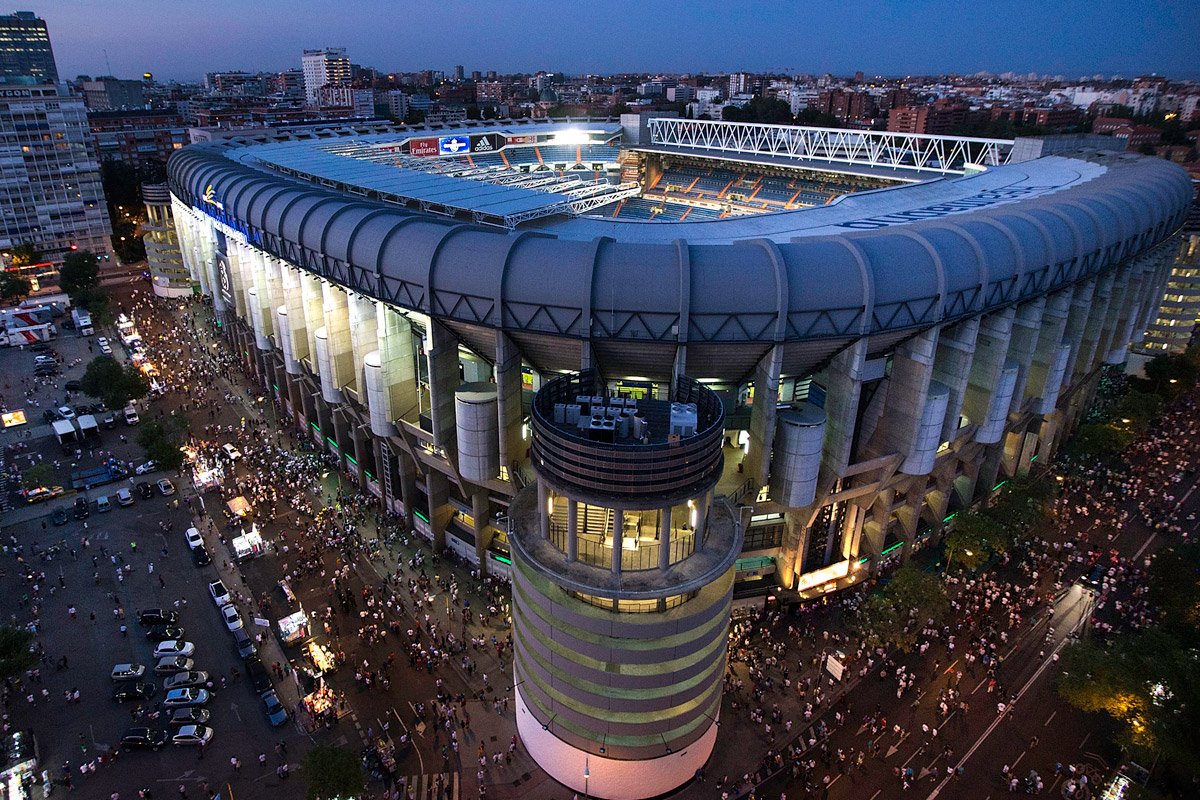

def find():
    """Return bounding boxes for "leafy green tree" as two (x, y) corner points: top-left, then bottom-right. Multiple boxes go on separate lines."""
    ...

(943, 510), (1005, 570)
(0, 625), (38, 681)
(58, 249), (100, 299)
(0, 274), (32, 302)
(136, 416), (188, 472)
(1058, 542), (1200, 773)
(302, 744), (364, 800)
(80, 358), (149, 410)
(8, 243), (43, 267)
(854, 566), (949, 652)
(1073, 422), (1136, 459)
(21, 463), (53, 490)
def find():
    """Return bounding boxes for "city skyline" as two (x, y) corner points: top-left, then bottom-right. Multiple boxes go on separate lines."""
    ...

(30, 0), (1200, 82)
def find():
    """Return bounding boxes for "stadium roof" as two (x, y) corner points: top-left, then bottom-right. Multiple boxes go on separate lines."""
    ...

(230, 123), (624, 228)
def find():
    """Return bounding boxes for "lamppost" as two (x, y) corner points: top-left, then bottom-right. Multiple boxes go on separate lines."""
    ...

(584, 757), (590, 800)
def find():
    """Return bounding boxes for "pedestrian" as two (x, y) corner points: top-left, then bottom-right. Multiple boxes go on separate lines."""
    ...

(231, 756), (241, 772)
(259, 753), (266, 768)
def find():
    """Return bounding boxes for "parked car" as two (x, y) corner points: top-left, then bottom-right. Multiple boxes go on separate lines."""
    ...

(162, 688), (210, 708)
(50, 507), (69, 526)
(72, 497), (89, 519)
(23, 486), (64, 503)
(120, 727), (167, 752)
(168, 708), (210, 726)
(137, 608), (179, 627)
(112, 682), (156, 703)
(116, 488), (134, 506)
(41, 409), (61, 424)
(145, 625), (185, 642)
(184, 527), (203, 550)
(171, 725), (213, 747)
(153, 640), (196, 659)
(191, 546), (212, 567)
(153, 656), (195, 675)
(231, 627), (256, 660)
(136, 481), (154, 499)
(245, 658), (272, 693)
(56, 406), (75, 420)
(134, 461), (157, 475)
(110, 663), (146, 682)
(208, 580), (231, 606)
(156, 478), (175, 496)
(221, 443), (243, 462)
(261, 690), (288, 727)
(220, 604), (243, 632)
(96, 495), (112, 513)
(164, 671), (209, 691)
(65, 380), (82, 392)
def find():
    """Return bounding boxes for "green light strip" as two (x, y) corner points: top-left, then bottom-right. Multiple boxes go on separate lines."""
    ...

(272, 384), (279, 392)
(326, 436), (338, 448)
(344, 454), (357, 465)
(491, 554), (512, 564)
(414, 510), (429, 523)
(943, 512), (959, 523)
(310, 422), (320, 432)
(993, 480), (1008, 491)
(881, 542), (903, 556)
(363, 470), (374, 480)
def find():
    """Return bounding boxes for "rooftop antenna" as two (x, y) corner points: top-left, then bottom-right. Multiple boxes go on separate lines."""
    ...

(104, 48), (112, 76)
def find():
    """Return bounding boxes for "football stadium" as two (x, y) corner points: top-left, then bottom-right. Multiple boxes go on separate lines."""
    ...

(167, 117), (1192, 799)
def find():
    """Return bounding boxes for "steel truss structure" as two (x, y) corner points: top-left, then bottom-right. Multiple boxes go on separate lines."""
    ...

(648, 118), (1013, 175)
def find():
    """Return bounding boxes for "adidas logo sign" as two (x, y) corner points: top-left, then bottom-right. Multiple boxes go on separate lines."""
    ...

(474, 139), (493, 152)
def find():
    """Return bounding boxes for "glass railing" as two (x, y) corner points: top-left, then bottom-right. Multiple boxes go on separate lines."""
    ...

(549, 524), (696, 571)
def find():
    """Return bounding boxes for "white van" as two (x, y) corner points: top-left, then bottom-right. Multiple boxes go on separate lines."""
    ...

(123, 405), (139, 425)
(96, 495), (112, 513)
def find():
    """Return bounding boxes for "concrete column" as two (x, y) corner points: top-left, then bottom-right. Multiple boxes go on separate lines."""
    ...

(567, 500), (579, 562)
(1096, 270), (1130, 366)
(1061, 279), (1096, 383)
(425, 320), (459, 461)
(349, 295), (379, 395)
(300, 273), (325, 374)
(962, 308), (1015, 429)
(279, 267), (308, 372)
(537, 480), (550, 541)
(377, 305), (419, 424)
(321, 282), (355, 394)
(745, 344), (783, 487)
(931, 318), (980, 444)
(658, 506), (672, 570)
(472, 490), (492, 564)
(495, 332), (526, 483)
(397, 448), (417, 532)
(1025, 290), (1071, 411)
(1005, 297), (1045, 414)
(820, 340), (867, 477)
(224, 242), (250, 318)
(611, 508), (624, 575)
(870, 328), (939, 461)
(426, 470), (451, 551)
(1105, 267), (1142, 363)
(1077, 272), (1115, 374)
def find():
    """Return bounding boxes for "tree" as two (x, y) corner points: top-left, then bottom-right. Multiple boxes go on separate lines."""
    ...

(854, 566), (949, 652)
(8, 242), (43, 267)
(0, 625), (38, 681)
(0, 274), (32, 303)
(943, 510), (1005, 571)
(136, 416), (188, 472)
(59, 249), (100, 299)
(1073, 422), (1136, 459)
(21, 463), (53, 490)
(80, 358), (150, 410)
(303, 744), (364, 800)
(1058, 542), (1200, 774)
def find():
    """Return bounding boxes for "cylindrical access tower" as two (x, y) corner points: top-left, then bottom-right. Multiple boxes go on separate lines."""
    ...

(508, 370), (741, 800)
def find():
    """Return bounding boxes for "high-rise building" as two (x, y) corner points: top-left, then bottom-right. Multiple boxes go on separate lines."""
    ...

(301, 48), (350, 106)
(0, 11), (57, 84)
(0, 82), (113, 263)
(82, 77), (145, 110)
(452, 65), (464, 82)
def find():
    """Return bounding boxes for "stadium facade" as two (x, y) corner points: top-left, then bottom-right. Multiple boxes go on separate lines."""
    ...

(166, 119), (1191, 800)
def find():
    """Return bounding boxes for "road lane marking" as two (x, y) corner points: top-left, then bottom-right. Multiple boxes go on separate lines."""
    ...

(1043, 711), (1056, 727)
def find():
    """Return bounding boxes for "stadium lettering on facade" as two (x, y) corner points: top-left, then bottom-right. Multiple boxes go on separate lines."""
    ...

(834, 185), (1059, 229)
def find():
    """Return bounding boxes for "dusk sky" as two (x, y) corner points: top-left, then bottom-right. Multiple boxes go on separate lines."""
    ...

(33, 0), (1200, 82)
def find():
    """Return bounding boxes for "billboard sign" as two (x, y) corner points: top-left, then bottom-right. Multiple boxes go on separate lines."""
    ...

(506, 134), (539, 145)
(438, 135), (470, 155)
(2, 410), (27, 428)
(470, 133), (505, 153)
(215, 253), (235, 312)
(408, 137), (439, 157)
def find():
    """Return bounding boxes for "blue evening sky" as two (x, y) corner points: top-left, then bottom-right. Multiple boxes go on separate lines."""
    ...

(32, 0), (1199, 82)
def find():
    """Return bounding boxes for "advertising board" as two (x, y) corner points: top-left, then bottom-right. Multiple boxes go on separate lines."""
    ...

(408, 137), (438, 157)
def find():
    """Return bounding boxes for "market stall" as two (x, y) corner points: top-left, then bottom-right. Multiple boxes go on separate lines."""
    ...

(231, 525), (265, 561)
(191, 456), (223, 493)
(278, 610), (309, 645)
(227, 495), (251, 517)
(307, 640), (337, 674)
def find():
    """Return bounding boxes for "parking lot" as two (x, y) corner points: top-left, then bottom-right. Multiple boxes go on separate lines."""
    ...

(1, 292), (309, 799)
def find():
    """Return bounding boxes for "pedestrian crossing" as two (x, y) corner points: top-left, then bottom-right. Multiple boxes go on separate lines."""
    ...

(397, 772), (459, 800)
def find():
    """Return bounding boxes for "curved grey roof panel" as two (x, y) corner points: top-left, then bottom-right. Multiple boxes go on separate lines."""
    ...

(167, 135), (1193, 348)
